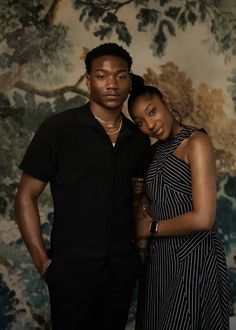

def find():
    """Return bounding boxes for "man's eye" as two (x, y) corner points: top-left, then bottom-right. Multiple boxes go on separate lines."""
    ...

(117, 75), (126, 79)
(97, 75), (106, 79)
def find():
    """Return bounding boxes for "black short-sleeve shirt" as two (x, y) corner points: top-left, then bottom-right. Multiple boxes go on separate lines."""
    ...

(20, 103), (151, 257)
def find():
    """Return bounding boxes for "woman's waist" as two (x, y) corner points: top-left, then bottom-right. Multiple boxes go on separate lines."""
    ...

(149, 202), (192, 221)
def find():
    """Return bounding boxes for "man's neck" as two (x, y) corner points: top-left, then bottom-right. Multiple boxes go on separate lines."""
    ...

(90, 101), (123, 122)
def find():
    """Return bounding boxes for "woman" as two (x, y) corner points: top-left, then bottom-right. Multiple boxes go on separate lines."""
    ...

(128, 75), (230, 329)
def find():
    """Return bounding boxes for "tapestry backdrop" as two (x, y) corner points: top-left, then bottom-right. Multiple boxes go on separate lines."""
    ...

(0, 1), (235, 329)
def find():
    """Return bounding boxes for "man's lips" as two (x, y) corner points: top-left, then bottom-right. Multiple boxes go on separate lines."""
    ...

(104, 93), (121, 97)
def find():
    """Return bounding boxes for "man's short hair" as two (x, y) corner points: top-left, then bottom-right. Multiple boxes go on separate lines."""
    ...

(85, 43), (133, 73)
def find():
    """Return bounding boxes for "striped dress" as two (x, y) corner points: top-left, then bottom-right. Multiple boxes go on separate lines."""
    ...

(135, 126), (230, 330)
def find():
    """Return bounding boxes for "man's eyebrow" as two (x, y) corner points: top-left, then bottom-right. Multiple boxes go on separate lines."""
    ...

(94, 69), (129, 73)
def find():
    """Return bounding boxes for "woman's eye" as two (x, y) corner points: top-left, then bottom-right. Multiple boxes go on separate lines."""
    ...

(135, 121), (142, 127)
(149, 109), (156, 116)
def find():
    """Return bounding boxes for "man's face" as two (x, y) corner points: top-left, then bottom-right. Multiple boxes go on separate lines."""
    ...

(86, 55), (131, 111)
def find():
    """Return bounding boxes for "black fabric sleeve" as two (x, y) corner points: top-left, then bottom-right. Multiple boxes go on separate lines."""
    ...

(19, 119), (57, 183)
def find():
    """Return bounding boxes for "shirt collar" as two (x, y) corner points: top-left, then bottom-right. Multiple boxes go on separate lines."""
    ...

(76, 102), (136, 137)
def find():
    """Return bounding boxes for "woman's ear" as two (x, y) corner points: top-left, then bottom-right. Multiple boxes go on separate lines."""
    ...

(162, 94), (171, 108)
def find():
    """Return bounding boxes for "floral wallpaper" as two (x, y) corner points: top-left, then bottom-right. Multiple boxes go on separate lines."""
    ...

(0, 0), (235, 329)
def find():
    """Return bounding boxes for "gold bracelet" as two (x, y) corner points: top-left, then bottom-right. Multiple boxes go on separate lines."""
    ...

(40, 259), (52, 278)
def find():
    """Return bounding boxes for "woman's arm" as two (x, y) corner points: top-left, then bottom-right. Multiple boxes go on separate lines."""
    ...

(135, 132), (217, 238)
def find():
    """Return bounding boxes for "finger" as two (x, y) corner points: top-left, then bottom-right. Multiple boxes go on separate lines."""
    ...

(142, 209), (152, 222)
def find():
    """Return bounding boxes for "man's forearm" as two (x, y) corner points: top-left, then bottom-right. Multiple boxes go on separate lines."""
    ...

(15, 194), (49, 274)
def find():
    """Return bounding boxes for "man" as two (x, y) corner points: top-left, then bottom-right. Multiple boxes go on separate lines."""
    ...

(15, 43), (150, 330)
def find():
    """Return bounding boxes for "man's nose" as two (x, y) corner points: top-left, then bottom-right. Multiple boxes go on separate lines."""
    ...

(106, 75), (118, 88)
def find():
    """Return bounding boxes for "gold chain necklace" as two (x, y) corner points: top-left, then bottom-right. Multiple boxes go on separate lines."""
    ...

(95, 115), (122, 135)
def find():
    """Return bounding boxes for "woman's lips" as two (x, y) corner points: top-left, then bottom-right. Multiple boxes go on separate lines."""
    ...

(153, 125), (163, 138)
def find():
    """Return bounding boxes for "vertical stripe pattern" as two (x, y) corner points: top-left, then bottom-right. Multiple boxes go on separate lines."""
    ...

(135, 126), (230, 330)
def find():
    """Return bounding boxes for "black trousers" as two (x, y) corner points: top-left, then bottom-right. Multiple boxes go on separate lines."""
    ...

(45, 254), (140, 330)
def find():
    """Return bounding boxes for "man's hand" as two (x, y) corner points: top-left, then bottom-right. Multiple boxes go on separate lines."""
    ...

(134, 209), (152, 240)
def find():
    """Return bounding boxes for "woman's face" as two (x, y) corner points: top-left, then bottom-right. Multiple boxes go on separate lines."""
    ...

(130, 93), (178, 141)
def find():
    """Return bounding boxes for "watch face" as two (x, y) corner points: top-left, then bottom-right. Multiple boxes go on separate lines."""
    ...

(150, 221), (158, 234)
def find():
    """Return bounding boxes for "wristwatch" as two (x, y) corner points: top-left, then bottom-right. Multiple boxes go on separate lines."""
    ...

(149, 221), (159, 236)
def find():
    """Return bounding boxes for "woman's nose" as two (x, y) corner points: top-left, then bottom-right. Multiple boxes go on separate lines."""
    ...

(146, 118), (155, 130)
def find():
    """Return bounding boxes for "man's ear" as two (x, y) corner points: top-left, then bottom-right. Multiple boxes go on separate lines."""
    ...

(129, 72), (133, 93)
(86, 74), (90, 91)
